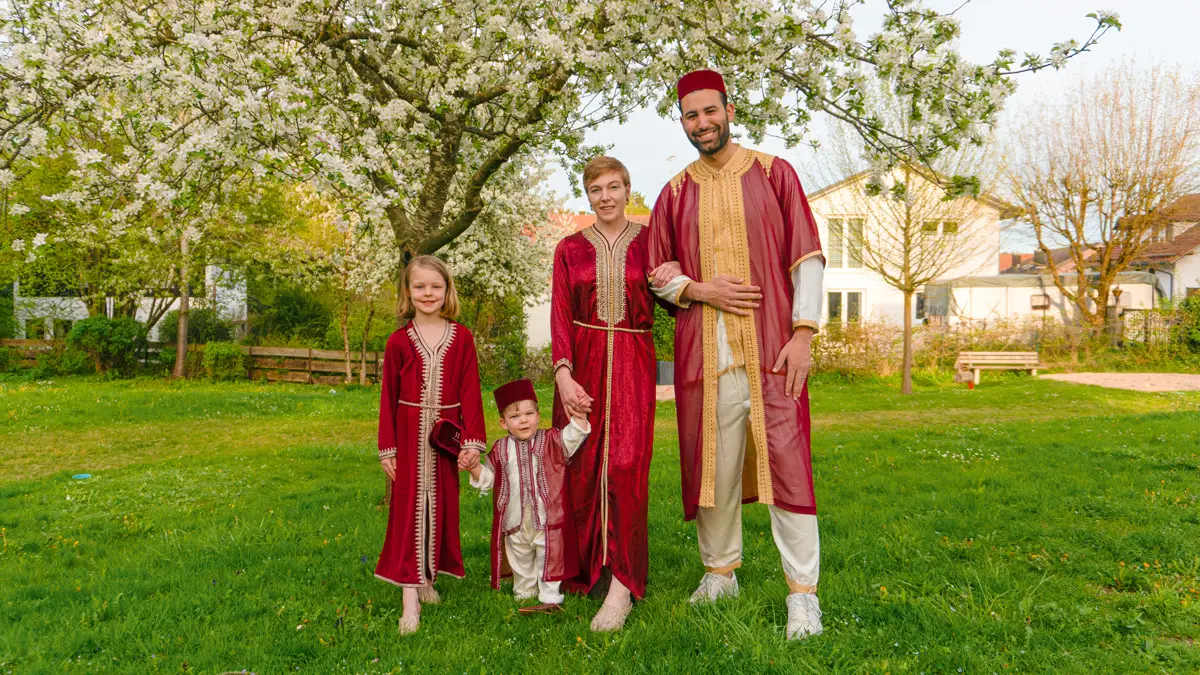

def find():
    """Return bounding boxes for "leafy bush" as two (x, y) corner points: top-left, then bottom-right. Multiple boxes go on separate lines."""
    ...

(157, 345), (207, 378)
(31, 345), (92, 378)
(202, 341), (247, 381)
(322, 304), (394, 354)
(652, 303), (675, 362)
(461, 293), (527, 386)
(522, 343), (555, 386)
(248, 286), (332, 345)
(1175, 295), (1200, 350)
(0, 347), (17, 372)
(159, 308), (233, 346)
(66, 316), (148, 376)
(0, 296), (16, 339)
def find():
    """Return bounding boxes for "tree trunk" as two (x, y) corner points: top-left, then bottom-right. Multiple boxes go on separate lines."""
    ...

(902, 292), (914, 395)
(359, 300), (376, 386)
(172, 238), (190, 379)
(340, 295), (352, 384)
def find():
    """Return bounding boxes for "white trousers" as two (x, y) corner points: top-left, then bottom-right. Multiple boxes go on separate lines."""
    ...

(695, 367), (820, 593)
(504, 512), (564, 604)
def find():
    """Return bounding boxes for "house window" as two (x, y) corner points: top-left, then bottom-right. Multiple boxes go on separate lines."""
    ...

(915, 292), (926, 321)
(52, 319), (73, 339)
(827, 291), (863, 323)
(1031, 294), (1050, 310)
(826, 218), (863, 269)
(922, 220), (960, 236)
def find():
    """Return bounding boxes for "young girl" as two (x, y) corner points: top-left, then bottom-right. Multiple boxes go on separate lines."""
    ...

(375, 255), (487, 635)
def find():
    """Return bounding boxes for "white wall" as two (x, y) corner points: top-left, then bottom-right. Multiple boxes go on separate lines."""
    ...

(810, 172), (1002, 326)
(526, 300), (552, 348)
(1173, 251), (1200, 300)
(948, 282), (1157, 324)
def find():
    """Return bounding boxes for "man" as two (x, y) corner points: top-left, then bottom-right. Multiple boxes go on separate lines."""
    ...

(647, 69), (826, 639)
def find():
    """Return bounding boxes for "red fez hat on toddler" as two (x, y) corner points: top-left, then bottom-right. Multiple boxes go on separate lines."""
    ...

(429, 419), (463, 458)
(494, 379), (538, 414)
(677, 69), (727, 101)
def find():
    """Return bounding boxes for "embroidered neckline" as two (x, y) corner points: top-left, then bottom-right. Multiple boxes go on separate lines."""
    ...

(582, 222), (642, 326)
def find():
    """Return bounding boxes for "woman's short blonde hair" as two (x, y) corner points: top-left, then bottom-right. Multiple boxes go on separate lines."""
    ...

(582, 156), (631, 191)
(398, 255), (460, 320)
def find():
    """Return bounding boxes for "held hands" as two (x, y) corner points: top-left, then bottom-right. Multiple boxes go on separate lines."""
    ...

(380, 456), (397, 481)
(555, 369), (594, 420)
(771, 327), (814, 398)
(648, 261), (683, 288)
(689, 275), (762, 316)
(458, 448), (481, 472)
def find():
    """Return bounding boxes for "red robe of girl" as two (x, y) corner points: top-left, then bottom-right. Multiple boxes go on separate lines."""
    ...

(487, 428), (580, 590)
(375, 321), (487, 587)
(551, 223), (656, 599)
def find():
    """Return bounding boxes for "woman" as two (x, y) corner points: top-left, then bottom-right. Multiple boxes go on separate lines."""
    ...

(550, 156), (662, 632)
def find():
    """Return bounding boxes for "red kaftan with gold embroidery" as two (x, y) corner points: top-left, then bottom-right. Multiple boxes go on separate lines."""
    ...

(375, 321), (487, 587)
(550, 224), (656, 599)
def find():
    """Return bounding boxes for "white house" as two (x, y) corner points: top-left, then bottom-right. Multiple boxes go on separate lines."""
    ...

(11, 265), (247, 340)
(805, 169), (1006, 326)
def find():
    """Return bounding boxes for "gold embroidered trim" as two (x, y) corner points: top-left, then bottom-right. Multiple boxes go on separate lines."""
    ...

(461, 439), (486, 453)
(581, 223), (642, 326)
(673, 279), (694, 308)
(399, 399), (461, 410)
(407, 321), (457, 583)
(792, 319), (819, 333)
(572, 320), (651, 334)
(379, 447), (397, 459)
(788, 249), (824, 273)
(669, 169), (688, 196)
(686, 146), (775, 507)
(752, 150), (775, 178)
(552, 358), (573, 373)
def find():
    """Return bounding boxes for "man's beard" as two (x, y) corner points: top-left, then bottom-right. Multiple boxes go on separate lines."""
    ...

(688, 121), (731, 155)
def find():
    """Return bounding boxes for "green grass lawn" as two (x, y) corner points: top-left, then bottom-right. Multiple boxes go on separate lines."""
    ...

(1, 374), (1198, 673)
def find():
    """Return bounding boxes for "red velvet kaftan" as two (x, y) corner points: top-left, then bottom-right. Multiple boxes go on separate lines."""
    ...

(375, 321), (487, 587)
(551, 223), (656, 599)
(647, 147), (823, 521)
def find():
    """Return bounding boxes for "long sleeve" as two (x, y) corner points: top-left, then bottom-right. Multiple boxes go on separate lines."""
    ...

(470, 459), (496, 492)
(559, 417), (592, 460)
(550, 240), (575, 374)
(771, 158), (824, 273)
(652, 273), (694, 309)
(458, 330), (487, 455)
(377, 335), (401, 460)
(792, 257), (824, 331)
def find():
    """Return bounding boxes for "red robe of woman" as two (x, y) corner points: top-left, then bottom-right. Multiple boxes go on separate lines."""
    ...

(647, 147), (822, 520)
(551, 223), (656, 599)
(487, 428), (580, 590)
(375, 321), (487, 587)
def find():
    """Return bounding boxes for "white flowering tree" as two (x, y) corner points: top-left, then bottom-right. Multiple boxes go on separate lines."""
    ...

(1, 0), (1120, 338)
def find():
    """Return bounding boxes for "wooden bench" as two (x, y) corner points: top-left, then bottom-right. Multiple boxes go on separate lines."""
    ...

(954, 351), (1040, 386)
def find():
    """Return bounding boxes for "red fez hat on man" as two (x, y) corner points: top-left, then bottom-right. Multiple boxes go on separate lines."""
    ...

(494, 379), (538, 414)
(677, 69), (727, 101)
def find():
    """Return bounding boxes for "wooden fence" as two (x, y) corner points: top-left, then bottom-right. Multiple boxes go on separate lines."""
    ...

(0, 339), (382, 384)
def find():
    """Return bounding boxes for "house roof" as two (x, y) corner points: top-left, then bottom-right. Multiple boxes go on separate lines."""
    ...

(1136, 223), (1200, 263)
(807, 169), (1017, 217)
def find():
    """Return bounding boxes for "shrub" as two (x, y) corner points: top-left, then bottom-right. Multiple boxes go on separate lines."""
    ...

(249, 287), (332, 345)
(157, 345), (207, 378)
(652, 304), (675, 362)
(66, 316), (148, 376)
(30, 345), (92, 378)
(522, 343), (555, 386)
(0, 346), (16, 372)
(159, 308), (234, 345)
(202, 341), (247, 381)
(0, 296), (16, 339)
(460, 293), (528, 386)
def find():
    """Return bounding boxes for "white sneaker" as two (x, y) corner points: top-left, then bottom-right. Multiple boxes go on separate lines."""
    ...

(689, 571), (740, 605)
(785, 592), (823, 639)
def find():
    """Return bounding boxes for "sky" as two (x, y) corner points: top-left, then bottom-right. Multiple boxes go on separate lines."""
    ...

(545, 0), (1200, 242)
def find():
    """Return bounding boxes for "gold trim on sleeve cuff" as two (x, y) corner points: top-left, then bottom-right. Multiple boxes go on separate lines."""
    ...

(553, 358), (573, 373)
(674, 280), (694, 309)
(379, 448), (397, 460)
(788, 249), (824, 273)
(792, 319), (819, 333)
(462, 439), (486, 453)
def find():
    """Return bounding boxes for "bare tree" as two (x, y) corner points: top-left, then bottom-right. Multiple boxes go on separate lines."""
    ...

(1006, 61), (1200, 335)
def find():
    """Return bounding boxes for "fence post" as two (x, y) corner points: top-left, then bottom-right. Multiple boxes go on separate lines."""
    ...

(307, 348), (313, 384)
(246, 345), (253, 379)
